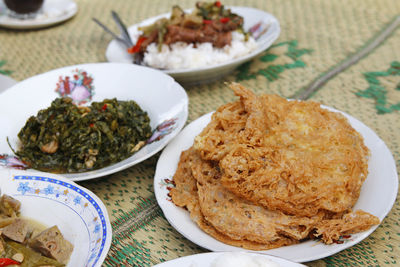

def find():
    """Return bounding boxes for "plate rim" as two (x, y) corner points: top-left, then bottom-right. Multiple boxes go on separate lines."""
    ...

(0, 0), (78, 30)
(0, 62), (189, 181)
(0, 73), (17, 93)
(105, 6), (281, 74)
(153, 107), (398, 263)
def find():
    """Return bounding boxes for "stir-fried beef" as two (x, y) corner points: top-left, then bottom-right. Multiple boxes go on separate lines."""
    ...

(164, 24), (232, 48)
(129, 1), (248, 54)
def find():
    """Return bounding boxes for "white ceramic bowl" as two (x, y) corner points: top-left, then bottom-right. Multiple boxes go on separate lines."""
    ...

(106, 6), (280, 85)
(0, 169), (112, 267)
(153, 251), (306, 267)
(0, 63), (188, 181)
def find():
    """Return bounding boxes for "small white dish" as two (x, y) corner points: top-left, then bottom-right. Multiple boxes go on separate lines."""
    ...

(0, 63), (188, 181)
(0, 73), (17, 93)
(154, 108), (398, 262)
(0, 168), (112, 267)
(0, 0), (77, 30)
(106, 6), (280, 85)
(152, 251), (305, 267)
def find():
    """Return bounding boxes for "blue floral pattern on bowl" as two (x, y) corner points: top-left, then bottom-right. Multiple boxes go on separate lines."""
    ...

(1, 172), (112, 267)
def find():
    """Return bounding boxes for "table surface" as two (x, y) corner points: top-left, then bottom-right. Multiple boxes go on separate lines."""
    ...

(1, 0), (400, 266)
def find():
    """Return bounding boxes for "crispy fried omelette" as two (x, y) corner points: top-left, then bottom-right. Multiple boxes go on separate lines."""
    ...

(170, 83), (379, 248)
(170, 148), (295, 250)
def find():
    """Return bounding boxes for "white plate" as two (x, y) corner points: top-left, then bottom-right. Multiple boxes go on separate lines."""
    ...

(0, 0), (77, 30)
(0, 168), (112, 267)
(0, 73), (17, 93)
(0, 63), (188, 181)
(106, 6), (280, 85)
(153, 251), (305, 267)
(154, 109), (398, 262)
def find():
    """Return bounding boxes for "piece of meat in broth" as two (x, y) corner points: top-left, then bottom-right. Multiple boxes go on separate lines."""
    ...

(29, 225), (73, 264)
(2, 218), (29, 243)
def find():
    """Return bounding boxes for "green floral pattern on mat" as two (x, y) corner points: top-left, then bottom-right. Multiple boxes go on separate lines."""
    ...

(236, 40), (312, 81)
(105, 235), (152, 266)
(104, 196), (162, 267)
(355, 61), (400, 114)
(323, 241), (379, 266)
(0, 60), (12, 75)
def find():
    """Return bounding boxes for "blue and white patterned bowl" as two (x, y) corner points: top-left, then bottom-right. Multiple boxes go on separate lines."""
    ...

(0, 169), (112, 267)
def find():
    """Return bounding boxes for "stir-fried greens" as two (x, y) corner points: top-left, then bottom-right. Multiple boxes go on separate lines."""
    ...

(15, 97), (152, 173)
(128, 1), (248, 55)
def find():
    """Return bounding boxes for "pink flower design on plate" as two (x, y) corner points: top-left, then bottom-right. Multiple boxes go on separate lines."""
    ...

(55, 69), (94, 105)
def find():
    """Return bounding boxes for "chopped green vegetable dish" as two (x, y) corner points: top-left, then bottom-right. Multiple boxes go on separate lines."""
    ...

(16, 97), (152, 173)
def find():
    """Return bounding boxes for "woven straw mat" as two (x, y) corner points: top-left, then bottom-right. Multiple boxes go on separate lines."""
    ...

(1, 0), (400, 266)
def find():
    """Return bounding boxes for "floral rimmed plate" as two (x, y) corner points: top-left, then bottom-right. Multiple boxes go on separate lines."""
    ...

(0, 168), (112, 267)
(105, 6), (280, 85)
(0, 63), (188, 181)
(154, 110), (398, 262)
(153, 251), (306, 267)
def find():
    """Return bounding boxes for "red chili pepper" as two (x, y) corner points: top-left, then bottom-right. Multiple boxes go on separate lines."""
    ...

(101, 104), (107, 111)
(203, 19), (212, 24)
(220, 17), (230, 23)
(127, 36), (147, 54)
(215, 1), (221, 7)
(0, 258), (21, 266)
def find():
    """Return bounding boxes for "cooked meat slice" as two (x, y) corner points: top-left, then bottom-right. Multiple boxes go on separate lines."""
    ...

(0, 194), (21, 217)
(213, 31), (232, 48)
(221, 17), (244, 31)
(164, 25), (198, 44)
(2, 218), (29, 243)
(29, 226), (73, 264)
(140, 29), (158, 52)
(164, 24), (232, 48)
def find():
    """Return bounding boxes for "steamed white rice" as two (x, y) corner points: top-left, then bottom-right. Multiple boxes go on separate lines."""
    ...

(141, 31), (258, 70)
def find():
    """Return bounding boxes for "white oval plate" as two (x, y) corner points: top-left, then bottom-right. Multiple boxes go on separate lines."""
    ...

(106, 6), (280, 85)
(0, 0), (77, 30)
(154, 109), (398, 262)
(0, 168), (112, 267)
(153, 251), (305, 267)
(0, 63), (188, 181)
(0, 73), (17, 93)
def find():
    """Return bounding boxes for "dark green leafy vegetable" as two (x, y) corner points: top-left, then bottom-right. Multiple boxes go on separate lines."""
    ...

(15, 97), (152, 173)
